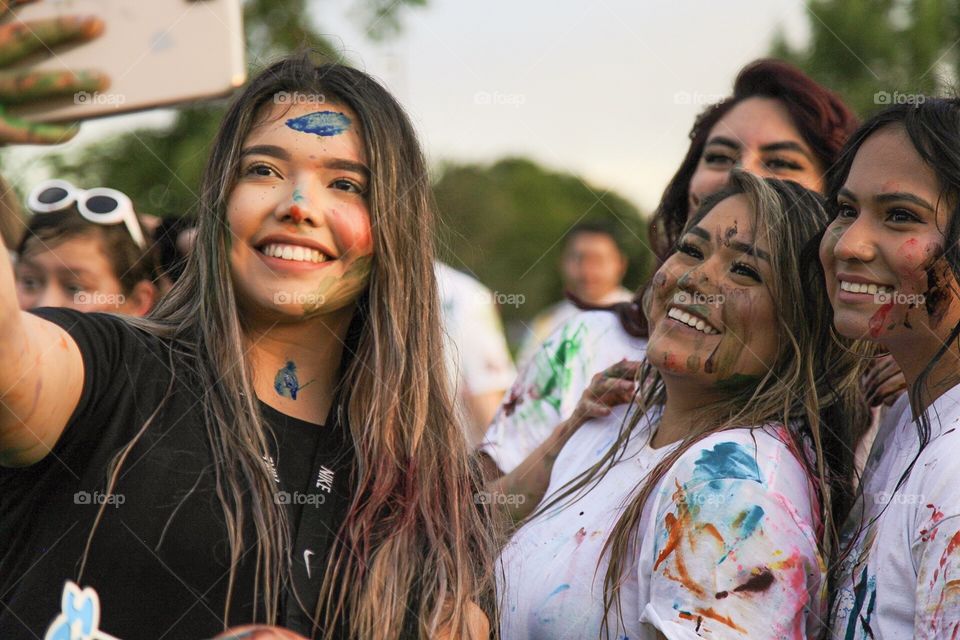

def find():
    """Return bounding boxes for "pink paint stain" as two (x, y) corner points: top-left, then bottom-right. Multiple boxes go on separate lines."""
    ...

(328, 207), (373, 256)
(574, 527), (587, 545)
(869, 302), (894, 338)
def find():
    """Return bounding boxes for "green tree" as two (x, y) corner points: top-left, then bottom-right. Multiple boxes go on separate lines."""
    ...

(771, 0), (960, 116)
(433, 157), (651, 336)
(41, 0), (424, 217)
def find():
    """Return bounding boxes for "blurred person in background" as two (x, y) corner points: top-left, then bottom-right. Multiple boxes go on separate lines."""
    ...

(515, 220), (630, 366)
(14, 179), (159, 316)
(436, 261), (517, 447)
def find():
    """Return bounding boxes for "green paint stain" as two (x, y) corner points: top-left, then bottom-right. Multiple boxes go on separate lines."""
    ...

(685, 354), (700, 373)
(534, 322), (586, 412)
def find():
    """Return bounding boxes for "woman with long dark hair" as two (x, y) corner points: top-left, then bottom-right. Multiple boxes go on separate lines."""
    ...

(0, 54), (494, 640)
(821, 97), (960, 639)
(499, 171), (867, 638)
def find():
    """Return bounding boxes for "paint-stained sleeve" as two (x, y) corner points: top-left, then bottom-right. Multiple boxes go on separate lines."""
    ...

(908, 450), (960, 638)
(639, 437), (826, 639)
(478, 318), (591, 475)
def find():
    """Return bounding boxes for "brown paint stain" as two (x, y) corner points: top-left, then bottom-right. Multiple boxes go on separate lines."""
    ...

(732, 568), (775, 594)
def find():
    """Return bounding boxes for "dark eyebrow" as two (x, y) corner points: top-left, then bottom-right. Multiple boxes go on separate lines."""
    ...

(728, 241), (771, 262)
(759, 140), (813, 160)
(704, 136), (740, 150)
(687, 226), (711, 240)
(240, 144), (290, 161)
(324, 158), (370, 177)
(838, 187), (858, 203)
(874, 191), (935, 211)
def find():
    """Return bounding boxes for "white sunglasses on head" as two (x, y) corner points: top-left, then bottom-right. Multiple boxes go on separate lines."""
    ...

(27, 179), (146, 249)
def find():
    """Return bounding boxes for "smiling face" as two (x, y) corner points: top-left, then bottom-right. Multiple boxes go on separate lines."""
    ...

(227, 100), (374, 321)
(646, 194), (779, 392)
(688, 97), (825, 214)
(820, 124), (960, 347)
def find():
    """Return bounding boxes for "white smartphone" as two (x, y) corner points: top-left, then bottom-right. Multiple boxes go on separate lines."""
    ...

(8, 0), (246, 123)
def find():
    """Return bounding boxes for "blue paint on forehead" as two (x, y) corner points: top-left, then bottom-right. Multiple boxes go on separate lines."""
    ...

(286, 111), (351, 137)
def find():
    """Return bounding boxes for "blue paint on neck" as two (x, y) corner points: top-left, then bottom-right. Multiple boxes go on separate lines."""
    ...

(286, 111), (351, 137)
(274, 361), (302, 400)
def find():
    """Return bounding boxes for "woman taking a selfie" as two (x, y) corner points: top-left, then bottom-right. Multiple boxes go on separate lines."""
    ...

(0, 54), (494, 640)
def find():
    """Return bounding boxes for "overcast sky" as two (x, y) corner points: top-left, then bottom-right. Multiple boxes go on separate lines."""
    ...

(4, 0), (813, 213)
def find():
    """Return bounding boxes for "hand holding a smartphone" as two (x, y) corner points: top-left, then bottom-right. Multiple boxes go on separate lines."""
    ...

(0, 0), (106, 145)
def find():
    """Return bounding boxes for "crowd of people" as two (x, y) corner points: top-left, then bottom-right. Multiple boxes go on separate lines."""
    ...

(0, 14), (957, 640)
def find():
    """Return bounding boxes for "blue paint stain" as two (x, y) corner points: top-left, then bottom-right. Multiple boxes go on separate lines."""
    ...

(733, 505), (765, 538)
(286, 111), (351, 137)
(692, 441), (762, 485)
(536, 584), (571, 625)
(274, 361), (302, 399)
(292, 188), (305, 203)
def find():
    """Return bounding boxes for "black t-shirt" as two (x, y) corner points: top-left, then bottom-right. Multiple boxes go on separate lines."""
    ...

(0, 308), (355, 640)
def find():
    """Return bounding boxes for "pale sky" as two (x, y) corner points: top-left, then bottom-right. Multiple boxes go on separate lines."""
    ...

(3, 0), (812, 213)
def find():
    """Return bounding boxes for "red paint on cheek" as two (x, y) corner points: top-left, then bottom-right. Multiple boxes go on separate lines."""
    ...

(869, 302), (894, 338)
(663, 352), (682, 372)
(329, 208), (373, 255)
(896, 238), (925, 273)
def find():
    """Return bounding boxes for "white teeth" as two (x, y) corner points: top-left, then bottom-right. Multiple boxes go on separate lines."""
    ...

(840, 280), (892, 296)
(258, 243), (329, 263)
(666, 306), (719, 335)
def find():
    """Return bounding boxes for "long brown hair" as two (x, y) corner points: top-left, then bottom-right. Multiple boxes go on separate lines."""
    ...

(535, 172), (867, 634)
(80, 53), (498, 639)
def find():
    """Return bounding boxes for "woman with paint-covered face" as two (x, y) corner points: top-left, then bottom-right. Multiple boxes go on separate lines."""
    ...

(478, 59), (866, 523)
(498, 170), (868, 639)
(821, 98), (960, 639)
(0, 54), (494, 640)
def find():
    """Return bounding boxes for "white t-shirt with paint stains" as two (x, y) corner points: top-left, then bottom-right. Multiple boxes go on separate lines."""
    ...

(479, 310), (646, 474)
(830, 382), (960, 639)
(498, 406), (826, 639)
